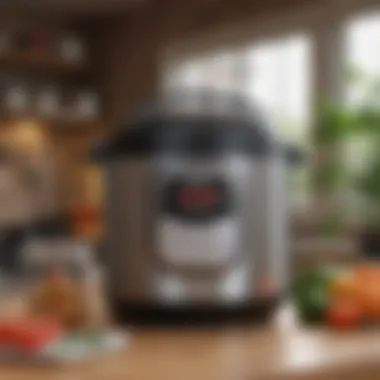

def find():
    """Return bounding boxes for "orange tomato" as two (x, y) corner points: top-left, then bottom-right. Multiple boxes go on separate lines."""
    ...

(329, 273), (356, 301)
(355, 282), (380, 321)
(351, 264), (380, 320)
(325, 301), (362, 330)
(354, 264), (380, 284)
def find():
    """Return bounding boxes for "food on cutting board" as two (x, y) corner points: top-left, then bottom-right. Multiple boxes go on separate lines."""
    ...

(29, 269), (87, 330)
(292, 263), (380, 330)
(0, 270), (127, 364)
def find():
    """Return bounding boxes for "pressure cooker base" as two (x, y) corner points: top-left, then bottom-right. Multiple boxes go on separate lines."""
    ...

(110, 298), (279, 327)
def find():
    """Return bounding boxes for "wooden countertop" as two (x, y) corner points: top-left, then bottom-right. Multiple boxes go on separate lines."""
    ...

(1, 304), (380, 380)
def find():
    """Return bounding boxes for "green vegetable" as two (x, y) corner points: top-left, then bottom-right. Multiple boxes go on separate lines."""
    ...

(292, 266), (337, 323)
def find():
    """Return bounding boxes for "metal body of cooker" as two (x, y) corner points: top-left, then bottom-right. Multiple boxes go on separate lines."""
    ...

(94, 90), (294, 323)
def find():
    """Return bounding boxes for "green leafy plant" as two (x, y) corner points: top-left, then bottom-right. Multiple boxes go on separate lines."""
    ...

(353, 117), (380, 228)
(313, 67), (380, 233)
(314, 101), (358, 145)
(348, 68), (380, 229)
(312, 101), (356, 235)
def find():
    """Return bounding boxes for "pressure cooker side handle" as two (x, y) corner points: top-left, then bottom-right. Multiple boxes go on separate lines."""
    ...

(283, 145), (304, 165)
(90, 140), (109, 162)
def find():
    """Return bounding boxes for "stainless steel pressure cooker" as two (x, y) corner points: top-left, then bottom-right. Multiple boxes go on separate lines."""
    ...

(93, 90), (299, 324)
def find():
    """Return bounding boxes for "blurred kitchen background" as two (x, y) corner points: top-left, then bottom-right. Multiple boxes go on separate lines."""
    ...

(0, 0), (379, 273)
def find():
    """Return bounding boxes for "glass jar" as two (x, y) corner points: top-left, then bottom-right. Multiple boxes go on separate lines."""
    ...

(20, 238), (108, 331)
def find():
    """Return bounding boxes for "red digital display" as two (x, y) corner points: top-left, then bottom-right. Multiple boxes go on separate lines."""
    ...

(163, 179), (228, 221)
(178, 187), (220, 207)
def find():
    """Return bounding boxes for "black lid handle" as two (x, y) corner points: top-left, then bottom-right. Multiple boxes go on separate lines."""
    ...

(284, 145), (304, 165)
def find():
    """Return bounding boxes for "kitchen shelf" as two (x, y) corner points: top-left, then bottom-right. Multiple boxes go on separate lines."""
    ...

(0, 52), (91, 77)
(0, 114), (107, 134)
(48, 119), (107, 136)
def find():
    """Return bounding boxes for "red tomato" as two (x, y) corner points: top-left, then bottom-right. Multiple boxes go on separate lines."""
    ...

(0, 318), (62, 351)
(325, 301), (362, 330)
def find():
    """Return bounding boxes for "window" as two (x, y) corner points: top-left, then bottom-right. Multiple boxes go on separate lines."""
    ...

(245, 35), (312, 146)
(343, 12), (380, 216)
(165, 35), (312, 146)
(345, 12), (380, 107)
(344, 12), (380, 173)
(164, 34), (312, 209)
(165, 50), (241, 91)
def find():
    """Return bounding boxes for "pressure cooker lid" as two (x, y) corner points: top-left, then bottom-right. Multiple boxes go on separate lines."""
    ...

(92, 89), (288, 160)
